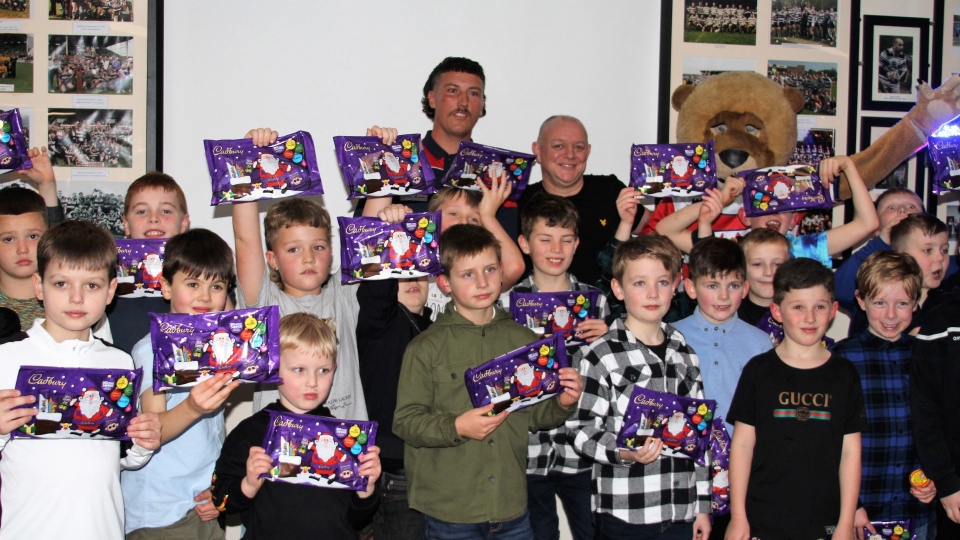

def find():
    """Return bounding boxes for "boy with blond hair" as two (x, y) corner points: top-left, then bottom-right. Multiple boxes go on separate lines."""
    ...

(394, 224), (583, 538)
(831, 251), (936, 540)
(569, 234), (712, 539)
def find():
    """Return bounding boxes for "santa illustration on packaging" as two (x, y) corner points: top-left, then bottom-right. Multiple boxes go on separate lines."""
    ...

(137, 251), (163, 291)
(310, 433), (348, 480)
(72, 388), (114, 433)
(205, 328), (242, 367)
(667, 155), (694, 188)
(661, 411), (695, 448)
(256, 153), (290, 193)
(380, 151), (410, 187)
(384, 229), (419, 272)
(550, 305), (574, 334)
(511, 363), (546, 399)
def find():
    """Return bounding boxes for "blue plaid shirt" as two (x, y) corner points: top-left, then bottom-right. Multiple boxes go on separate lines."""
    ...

(830, 329), (933, 527)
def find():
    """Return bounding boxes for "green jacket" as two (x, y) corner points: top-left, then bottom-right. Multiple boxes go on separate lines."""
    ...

(393, 306), (575, 523)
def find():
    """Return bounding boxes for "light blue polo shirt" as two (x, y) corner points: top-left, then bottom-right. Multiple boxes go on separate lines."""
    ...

(120, 333), (226, 533)
(674, 306), (774, 435)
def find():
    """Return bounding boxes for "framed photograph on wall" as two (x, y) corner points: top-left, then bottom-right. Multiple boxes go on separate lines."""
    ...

(861, 15), (930, 112)
(859, 116), (922, 198)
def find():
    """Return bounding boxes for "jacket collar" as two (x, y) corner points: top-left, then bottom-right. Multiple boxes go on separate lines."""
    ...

(26, 318), (99, 355)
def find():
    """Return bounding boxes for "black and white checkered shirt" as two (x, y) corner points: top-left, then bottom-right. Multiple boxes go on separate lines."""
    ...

(567, 318), (712, 523)
(500, 274), (610, 475)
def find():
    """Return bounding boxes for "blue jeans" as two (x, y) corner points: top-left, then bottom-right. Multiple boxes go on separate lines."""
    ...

(594, 513), (693, 540)
(526, 472), (594, 540)
(421, 511), (534, 540)
(373, 471), (422, 540)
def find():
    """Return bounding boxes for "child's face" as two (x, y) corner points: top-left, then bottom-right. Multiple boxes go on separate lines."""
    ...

(437, 247), (502, 316)
(612, 257), (679, 328)
(0, 212), (46, 282)
(397, 277), (429, 315)
(122, 187), (189, 239)
(742, 209), (800, 236)
(876, 192), (921, 232)
(33, 262), (116, 342)
(436, 194), (481, 233)
(518, 221), (578, 279)
(898, 230), (949, 291)
(687, 272), (748, 325)
(743, 242), (789, 303)
(277, 347), (336, 414)
(856, 281), (917, 341)
(770, 285), (837, 348)
(265, 225), (332, 298)
(161, 271), (229, 315)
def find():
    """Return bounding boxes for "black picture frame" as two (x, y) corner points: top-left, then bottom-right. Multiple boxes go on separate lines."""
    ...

(861, 15), (930, 112)
(858, 116), (924, 196)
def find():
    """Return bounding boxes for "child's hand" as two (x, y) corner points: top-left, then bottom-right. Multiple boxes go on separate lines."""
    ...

(693, 513), (711, 540)
(615, 187), (643, 224)
(720, 176), (745, 206)
(20, 147), (55, 187)
(242, 446), (273, 498)
(854, 507), (875, 540)
(619, 437), (662, 464)
(244, 128), (278, 147)
(455, 404), (509, 440)
(127, 412), (162, 451)
(357, 445), (382, 499)
(910, 478), (937, 504)
(575, 318), (608, 343)
(698, 188), (725, 226)
(818, 155), (856, 189)
(940, 488), (960, 524)
(0, 389), (36, 436)
(478, 170), (512, 217)
(724, 514), (750, 540)
(377, 204), (412, 224)
(193, 488), (220, 522)
(366, 125), (398, 146)
(556, 367), (583, 408)
(186, 372), (240, 417)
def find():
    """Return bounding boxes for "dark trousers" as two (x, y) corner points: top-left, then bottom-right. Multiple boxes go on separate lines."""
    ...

(709, 513), (730, 540)
(936, 501), (960, 540)
(526, 471), (594, 540)
(373, 471), (422, 540)
(594, 513), (693, 540)
(421, 511), (533, 540)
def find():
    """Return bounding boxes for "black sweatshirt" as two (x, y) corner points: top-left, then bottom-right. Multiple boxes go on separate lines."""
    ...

(211, 401), (379, 539)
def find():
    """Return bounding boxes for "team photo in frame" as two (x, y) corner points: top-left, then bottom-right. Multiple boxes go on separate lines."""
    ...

(861, 15), (930, 112)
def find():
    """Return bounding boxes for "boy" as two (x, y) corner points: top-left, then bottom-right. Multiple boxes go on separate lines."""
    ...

(846, 214), (951, 337)
(569, 234), (711, 539)
(502, 193), (609, 540)
(655, 156), (879, 270)
(831, 251), (936, 540)
(0, 220), (161, 537)
(121, 229), (242, 539)
(393, 224), (583, 538)
(726, 258), (867, 540)
(107, 172), (191, 353)
(211, 312), (382, 538)
(735, 228), (791, 326)
(0, 148), (62, 330)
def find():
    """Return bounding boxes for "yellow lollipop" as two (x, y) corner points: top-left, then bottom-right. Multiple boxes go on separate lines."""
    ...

(285, 139), (296, 150)
(697, 404), (708, 415)
(349, 425), (361, 438)
(402, 140), (412, 149)
(539, 345), (551, 356)
(116, 376), (129, 390)
(576, 295), (585, 305)
(245, 316), (258, 330)
(418, 217), (429, 228)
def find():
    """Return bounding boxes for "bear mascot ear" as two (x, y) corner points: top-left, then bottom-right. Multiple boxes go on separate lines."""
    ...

(783, 87), (804, 115)
(671, 84), (697, 112)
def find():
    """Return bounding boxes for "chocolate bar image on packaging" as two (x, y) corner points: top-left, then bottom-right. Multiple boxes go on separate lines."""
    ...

(0, 108), (32, 174)
(337, 211), (442, 284)
(115, 238), (167, 298)
(441, 141), (534, 201)
(739, 164), (833, 218)
(204, 130), (322, 205)
(260, 410), (378, 491)
(508, 290), (599, 344)
(333, 134), (436, 199)
(617, 386), (716, 465)
(464, 333), (568, 416)
(150, 306), (281, 392)
(12, 366), (142, 441)
(629, 141), (717, 198)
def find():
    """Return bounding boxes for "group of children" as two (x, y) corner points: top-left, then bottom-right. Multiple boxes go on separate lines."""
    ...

(0, 128), (956, 540)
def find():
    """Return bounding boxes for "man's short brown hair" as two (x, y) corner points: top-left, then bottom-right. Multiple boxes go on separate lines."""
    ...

(439, 224), (501, 274)
(37, 220), (116, 279)
(428, 186), (482, 213)
(856, 250), (923, 304)
(738, 228), (791, 255)
(612, 234), (683, 284)
(0, 186), (47, 225)
(263, 198), (331, 286)
(124, 172), (188, 215)
(890, 213), (947, 251)
(519, 193), (579, 238)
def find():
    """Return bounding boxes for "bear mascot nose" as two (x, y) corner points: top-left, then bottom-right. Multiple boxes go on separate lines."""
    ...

(719, 149), (750, 169)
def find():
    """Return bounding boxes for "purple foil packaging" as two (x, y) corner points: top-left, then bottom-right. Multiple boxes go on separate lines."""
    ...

(260, 410), (377, 492)
(149, 306), (281, 392)
(115, 238), (167, 298)
(0, 108), (32, 173)
(508, 290), (599, 343)
(928, 136), (960, 194)
(865, 520), (913, 540)
(204, 131), (322, 205)
(630, 141), (717, 197)
(12, 365), (142, 440)
(337, 212), (442, 284)
(333, 134), (436, 199)
(709, 418), (731, 516)
(464, 333), (568, 415)
(740, 164), (833, 217)
(441, 141), (534, 201)
(616, 386), (716, 465)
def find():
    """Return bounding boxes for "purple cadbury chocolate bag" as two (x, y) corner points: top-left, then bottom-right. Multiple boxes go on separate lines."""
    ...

(337, 212), (442, 284)
(441, 141), (534, 201)
(115, 238), (167, 299)
(630, 141), (717, 198)
(333, 134), (436, 199)
(617, 386), (716, 465)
